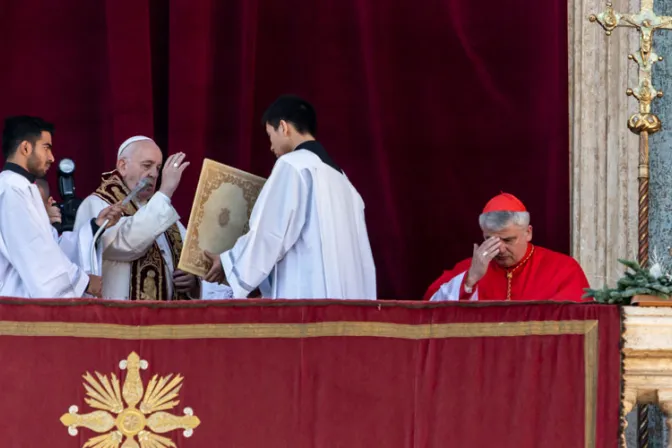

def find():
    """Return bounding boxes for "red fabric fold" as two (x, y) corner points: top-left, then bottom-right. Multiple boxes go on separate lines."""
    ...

(0, 0), (569, 299)
(0, 299), (620, 447)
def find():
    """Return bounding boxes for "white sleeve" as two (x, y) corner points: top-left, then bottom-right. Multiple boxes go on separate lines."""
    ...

(221, 160), (307, 298)
(429, 271), (479, 302)
(75, 193), (179, 263)
(0, 186), (89, 298)
(356, 205), (377, 300)
(200, 282), (234, 300)
(58, 227), (101, 275)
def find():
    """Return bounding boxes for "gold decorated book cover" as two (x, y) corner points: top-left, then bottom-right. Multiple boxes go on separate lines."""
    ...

(178, 159), (266, 277)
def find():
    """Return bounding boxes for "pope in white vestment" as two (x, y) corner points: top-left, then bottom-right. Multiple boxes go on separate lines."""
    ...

(75, 136), (233, 300)
(205, 95), (376, 299)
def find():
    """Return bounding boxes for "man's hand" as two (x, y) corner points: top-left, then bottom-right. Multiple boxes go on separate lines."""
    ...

(159, 152), (190, 198)
(204, 251), (226, 284)
(46, 197), (62, 224)
(95, 204), (124, 228)
(173, 269), (199, 297)
(465, 237), (502, 287)
(86, 275), (103, 298)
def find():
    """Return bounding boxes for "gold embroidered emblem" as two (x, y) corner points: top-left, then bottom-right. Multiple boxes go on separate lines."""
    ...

(60, 352), (201, 447)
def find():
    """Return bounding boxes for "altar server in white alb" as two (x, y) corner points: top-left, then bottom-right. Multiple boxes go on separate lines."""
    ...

(205, 95), (377, 299)
(0, 116), (122, 298)
(74, 136), (233, 300)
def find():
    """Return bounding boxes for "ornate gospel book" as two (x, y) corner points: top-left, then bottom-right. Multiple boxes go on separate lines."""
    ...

(178, 159), (266, 277)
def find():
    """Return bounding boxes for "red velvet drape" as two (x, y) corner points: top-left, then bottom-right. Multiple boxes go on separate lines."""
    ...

(0, 0), (569, 299)
(0, 299), (622, 447)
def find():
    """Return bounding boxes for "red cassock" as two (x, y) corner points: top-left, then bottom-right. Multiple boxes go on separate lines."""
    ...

(423, 244), (590, 302)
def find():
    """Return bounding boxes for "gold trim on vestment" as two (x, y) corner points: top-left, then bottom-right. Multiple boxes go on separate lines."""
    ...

(0, 319), (598, 447)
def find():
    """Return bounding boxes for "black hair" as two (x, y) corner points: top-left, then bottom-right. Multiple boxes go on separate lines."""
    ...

(2, 115), (54, 159)
(261, 95), (317, 136)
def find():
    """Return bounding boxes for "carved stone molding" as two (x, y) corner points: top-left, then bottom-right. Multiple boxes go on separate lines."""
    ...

(623, 306), (672, 447)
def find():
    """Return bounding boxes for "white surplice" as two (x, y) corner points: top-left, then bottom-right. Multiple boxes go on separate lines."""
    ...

(0, 170), (93, 298)
(221, 150), (377, 299)
(428, 272), (479, 302)
(74, 191), (232, 300)
(50, 226), (103, 276)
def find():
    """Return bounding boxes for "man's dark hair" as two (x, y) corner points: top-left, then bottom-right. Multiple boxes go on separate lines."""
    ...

(1, 115), (54, 159)
(262, 95), (317, 136)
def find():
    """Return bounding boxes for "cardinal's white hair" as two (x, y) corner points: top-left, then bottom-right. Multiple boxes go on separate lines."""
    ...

(479, 211), (530, 232)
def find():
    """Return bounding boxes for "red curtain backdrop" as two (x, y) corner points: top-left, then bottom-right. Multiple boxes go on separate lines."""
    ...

(0, 0), (569, 299)
(0, 299), (620, 447)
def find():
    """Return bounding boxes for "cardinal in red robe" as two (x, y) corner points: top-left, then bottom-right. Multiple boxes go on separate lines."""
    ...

(424, 193), (590, 302)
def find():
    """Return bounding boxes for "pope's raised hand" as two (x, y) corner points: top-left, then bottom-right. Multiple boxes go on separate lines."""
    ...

(465, 237), (502, 287)
(159, 152), (190, 198)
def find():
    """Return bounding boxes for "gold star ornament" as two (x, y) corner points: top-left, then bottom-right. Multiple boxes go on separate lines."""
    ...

(60, 352), (201, 448)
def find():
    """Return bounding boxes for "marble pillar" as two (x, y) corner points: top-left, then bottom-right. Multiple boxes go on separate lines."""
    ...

(569, 0), (639, 289)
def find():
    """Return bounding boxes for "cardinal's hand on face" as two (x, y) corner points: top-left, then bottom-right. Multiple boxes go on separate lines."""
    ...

(466, 237), (502, 287)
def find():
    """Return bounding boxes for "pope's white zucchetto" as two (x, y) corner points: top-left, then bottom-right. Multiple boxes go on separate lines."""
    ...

(117, 135), (154, 159)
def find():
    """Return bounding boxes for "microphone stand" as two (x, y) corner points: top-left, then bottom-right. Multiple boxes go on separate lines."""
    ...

(89, 178), (151, 276)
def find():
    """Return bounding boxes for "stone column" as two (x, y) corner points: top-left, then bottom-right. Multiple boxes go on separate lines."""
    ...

(569, 0), (639, 288)
(569, 1), (649, 444)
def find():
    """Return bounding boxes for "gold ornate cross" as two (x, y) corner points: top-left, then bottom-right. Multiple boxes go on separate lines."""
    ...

(590, 1), (671, 268)
(590, 2), (672, 446)
(60, 352), (201, 448)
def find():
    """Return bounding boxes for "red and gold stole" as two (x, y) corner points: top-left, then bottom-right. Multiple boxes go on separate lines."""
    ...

(93, 170), (189, 301)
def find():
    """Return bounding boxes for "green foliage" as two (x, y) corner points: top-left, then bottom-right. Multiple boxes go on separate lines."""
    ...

(582, 258), (672, 305)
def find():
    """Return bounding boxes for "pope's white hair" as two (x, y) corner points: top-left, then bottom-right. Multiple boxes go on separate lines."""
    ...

(117, 136), (154, 161)
(479, 211), (530, 232)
